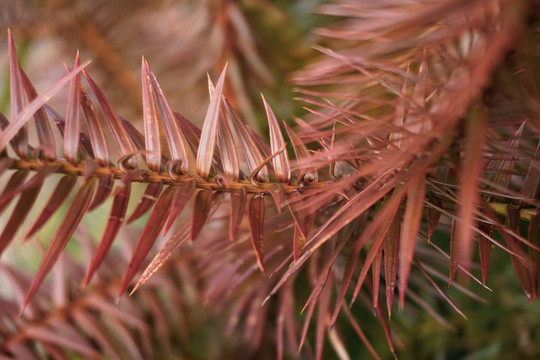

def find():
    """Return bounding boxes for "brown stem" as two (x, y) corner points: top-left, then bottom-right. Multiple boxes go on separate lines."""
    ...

(7, 157), (325, 195)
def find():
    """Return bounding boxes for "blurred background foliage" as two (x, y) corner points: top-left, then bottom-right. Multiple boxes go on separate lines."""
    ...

(1, 0), (540, 359)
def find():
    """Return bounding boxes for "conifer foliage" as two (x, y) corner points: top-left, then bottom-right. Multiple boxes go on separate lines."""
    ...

(1, 0), (539, 358)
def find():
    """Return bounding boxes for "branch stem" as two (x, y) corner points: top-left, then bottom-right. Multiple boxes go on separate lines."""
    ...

(7, 157), (323, 194)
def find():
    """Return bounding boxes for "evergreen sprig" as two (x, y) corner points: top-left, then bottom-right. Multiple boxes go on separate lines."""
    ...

(1, 0), (539, 358)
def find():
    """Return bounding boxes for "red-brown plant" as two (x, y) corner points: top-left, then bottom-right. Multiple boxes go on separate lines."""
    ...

(0, 0), (539, 358)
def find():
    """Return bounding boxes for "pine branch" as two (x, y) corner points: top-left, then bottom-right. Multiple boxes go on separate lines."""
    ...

(1, 0), (540, 358)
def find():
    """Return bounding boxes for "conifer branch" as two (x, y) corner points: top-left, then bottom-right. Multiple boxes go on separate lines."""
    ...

(1, 0), (539, 358)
